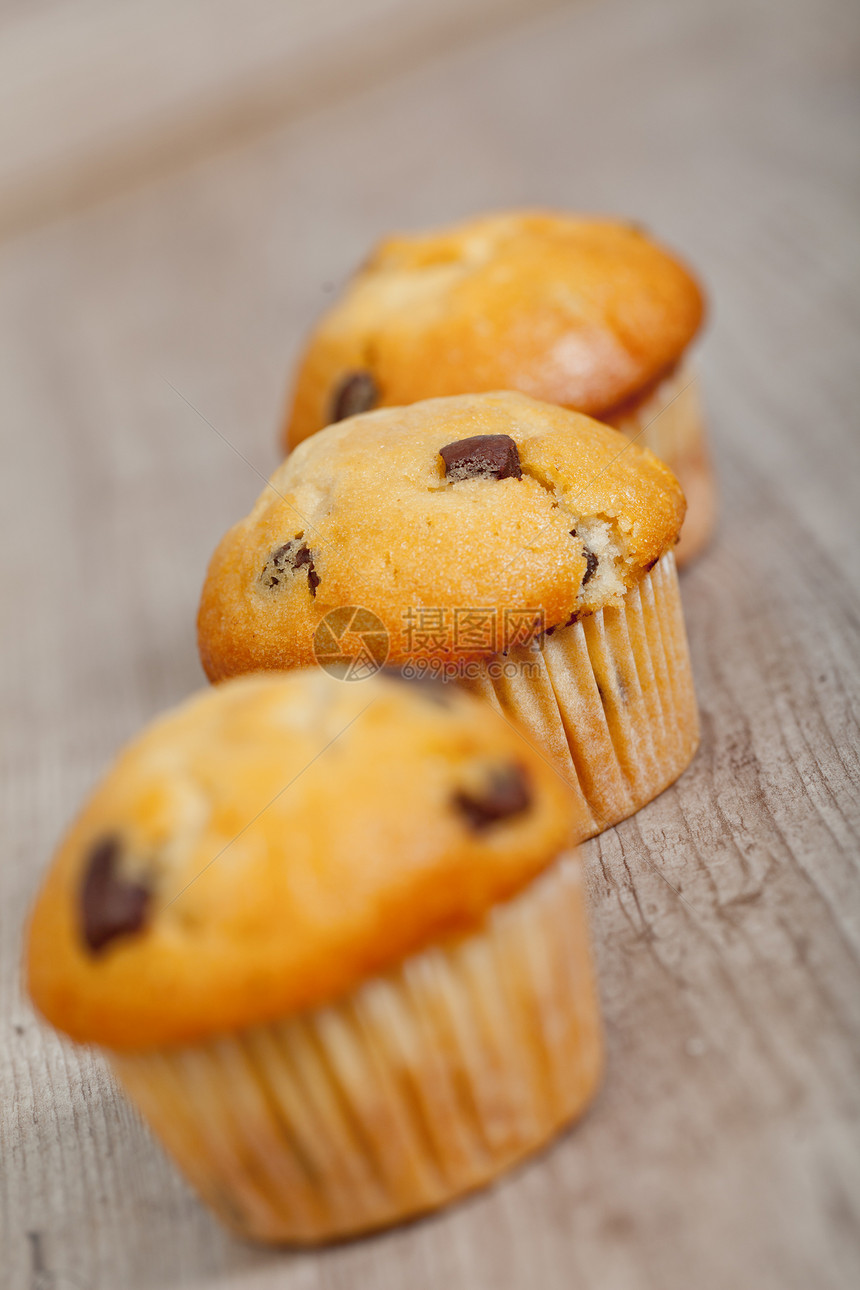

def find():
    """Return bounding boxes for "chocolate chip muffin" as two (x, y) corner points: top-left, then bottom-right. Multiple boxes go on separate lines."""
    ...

(199, 391), (699, 843)
(27, 670), (603, 1244)
(283, 210), (714, 565)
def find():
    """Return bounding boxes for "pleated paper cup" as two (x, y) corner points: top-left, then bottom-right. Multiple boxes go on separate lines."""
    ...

(112, 850), (603, 1245)
(461, 551), (699, 841)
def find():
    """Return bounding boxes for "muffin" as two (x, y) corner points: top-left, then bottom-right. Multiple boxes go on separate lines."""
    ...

(27, 670), (602, 1244)
(282, 211), (714, 565)
(199, 392), (699, 843)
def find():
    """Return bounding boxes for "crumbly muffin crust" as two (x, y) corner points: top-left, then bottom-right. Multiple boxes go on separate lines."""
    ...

(199, 392), (685, 679)
(285, 210), (705, 449)
(27, 670), (575, 1050)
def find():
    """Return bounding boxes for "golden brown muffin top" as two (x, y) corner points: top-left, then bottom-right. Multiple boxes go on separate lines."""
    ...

(199, 392), (685, 680)
(285, 210), (705, 449)
(27, 671), (575, 1051)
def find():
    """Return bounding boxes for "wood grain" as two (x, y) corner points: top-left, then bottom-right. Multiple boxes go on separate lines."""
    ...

(0, 0), (566, 238)
(1, 0), (859, 1285)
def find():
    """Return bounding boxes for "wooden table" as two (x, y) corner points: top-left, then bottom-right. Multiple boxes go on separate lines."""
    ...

(2, 0), (859, 1285)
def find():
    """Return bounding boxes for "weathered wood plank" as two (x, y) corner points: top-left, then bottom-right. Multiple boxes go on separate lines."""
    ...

(0, 0), (565, 237)
(1, 0), (859, 1285)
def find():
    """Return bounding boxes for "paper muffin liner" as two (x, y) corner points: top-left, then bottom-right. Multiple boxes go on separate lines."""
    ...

(111, 850), (603, 1244)
(606, 364), (715, 566)
(460, 551), (699, 842)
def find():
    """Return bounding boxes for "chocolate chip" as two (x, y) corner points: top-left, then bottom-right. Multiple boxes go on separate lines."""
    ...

(439, 434), (522, 482)
(261, 539), (320, 597)
(380, 667), (452, 706)
(80, 836), (150, 954)
(543, 607), (579, 639)
(454, 764), (532, 830)
(330, 371), (378, 423)
(570, 530), (598, 585)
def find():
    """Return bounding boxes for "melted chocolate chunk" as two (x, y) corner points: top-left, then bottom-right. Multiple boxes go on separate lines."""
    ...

(380, 667), (452, 706)
(454, 764), (532, 831)
(290, 543), (321, 595)
(261, 539), (320, 597)
(570, 529), (598, 585)
(80, 836), (150, 954)
(439, 434), (522, 482)
(330, 371), (378, 423)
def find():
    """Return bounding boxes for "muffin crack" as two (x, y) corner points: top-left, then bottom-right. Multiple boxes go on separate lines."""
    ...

(517, 462), (564, 502)
(563, 511), (629, 613)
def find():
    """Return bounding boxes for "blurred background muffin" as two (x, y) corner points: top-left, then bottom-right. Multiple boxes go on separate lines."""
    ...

(283, 211), (714, 565)
(27, 670), (603, 1244)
